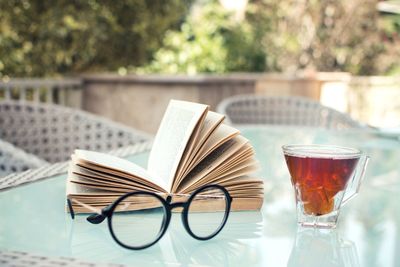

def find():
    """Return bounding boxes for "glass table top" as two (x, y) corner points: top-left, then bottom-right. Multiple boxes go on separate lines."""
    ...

(1, 126), (399, 267)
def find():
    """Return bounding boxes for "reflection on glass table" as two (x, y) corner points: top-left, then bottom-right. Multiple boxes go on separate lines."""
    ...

(287, 227), (360, 267)
(69, 211), (263, 266)
(1, 126), (400, 266)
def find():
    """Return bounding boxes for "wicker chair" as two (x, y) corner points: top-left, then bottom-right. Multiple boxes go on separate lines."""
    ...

(217, 95), (364, 129)
(0, 101), (151, 163)
(0, 139), (48, 177)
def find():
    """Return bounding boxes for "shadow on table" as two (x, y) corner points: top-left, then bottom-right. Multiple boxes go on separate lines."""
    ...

(287, 227), (360, 267)
(67, 211), (264, 266)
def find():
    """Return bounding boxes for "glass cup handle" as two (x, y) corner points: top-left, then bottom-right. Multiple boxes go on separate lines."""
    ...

(342, 155), (370, 205)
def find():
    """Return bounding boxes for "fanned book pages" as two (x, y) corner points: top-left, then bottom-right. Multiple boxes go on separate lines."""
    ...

(66, 100), (264, 213)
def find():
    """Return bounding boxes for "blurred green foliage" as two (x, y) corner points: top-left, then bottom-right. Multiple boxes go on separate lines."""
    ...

(137, 1), (266, 74)
(379, 13), (400, 75)
(0, 0), (192, 77)
(1, 0), (400, 76)
(140, 0), (400, 75)
(252, 0), (400, 75)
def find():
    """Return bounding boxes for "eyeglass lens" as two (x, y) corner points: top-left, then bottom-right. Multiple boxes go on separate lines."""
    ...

(110, 193), (166, 248)
(187, 186), (228, 238)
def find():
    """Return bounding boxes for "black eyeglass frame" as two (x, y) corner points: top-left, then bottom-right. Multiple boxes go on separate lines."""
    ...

(67, 184), (232, 250)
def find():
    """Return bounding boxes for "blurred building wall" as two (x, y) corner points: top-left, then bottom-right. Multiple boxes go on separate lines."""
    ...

(2, 73), (400, 133)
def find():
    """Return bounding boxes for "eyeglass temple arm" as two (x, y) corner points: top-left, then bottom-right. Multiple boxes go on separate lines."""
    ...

(67, 198), (75, 219)
(67, 197), (108, 224)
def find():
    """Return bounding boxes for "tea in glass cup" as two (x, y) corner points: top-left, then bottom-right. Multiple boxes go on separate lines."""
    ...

(283, 145), (369, 228)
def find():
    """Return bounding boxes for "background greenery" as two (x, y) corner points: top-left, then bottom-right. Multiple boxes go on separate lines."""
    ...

(141, 0), (400, 75)
(137, 1), (267, 74)
(1, 0), (400, 77)
(0, 0), (192, 77)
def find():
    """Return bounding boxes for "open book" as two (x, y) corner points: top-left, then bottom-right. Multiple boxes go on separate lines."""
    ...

(66, 100), (264, 213)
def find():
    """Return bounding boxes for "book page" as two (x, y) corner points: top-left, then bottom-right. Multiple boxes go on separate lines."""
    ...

(191, 111), (225, 152)
(173, 111), (225, 191)
(147, 100), (209, 192)
(187, 161), (259, 191)
(73, 150), (167, 190)
(69, 165), (160, 193)
(67, 165), (118, 196)
(180, 145), (257, 193)
(180, 123), (240, 180)
(176, 135), (249, 192)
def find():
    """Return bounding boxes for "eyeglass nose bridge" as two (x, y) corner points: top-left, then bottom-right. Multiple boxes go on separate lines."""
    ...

(166, 195), (188, 210)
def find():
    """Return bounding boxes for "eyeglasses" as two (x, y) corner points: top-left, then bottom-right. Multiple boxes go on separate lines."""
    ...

(67, 184), (232, 250)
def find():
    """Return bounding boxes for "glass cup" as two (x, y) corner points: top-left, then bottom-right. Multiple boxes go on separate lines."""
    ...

(282, 144), (369, 228)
